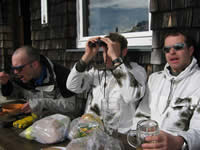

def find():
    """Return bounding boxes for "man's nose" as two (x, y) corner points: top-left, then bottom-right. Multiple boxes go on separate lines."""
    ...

(169, 47), (176, 54)
(14, 69), (19, 74)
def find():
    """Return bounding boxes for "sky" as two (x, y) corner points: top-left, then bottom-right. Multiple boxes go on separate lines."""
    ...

(91, 0), (148, 9)
(86, 0), (149, 36)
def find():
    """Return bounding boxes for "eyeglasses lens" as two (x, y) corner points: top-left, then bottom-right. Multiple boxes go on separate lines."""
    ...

(11, 65), (25, 72)
(163, 43), (185, 53)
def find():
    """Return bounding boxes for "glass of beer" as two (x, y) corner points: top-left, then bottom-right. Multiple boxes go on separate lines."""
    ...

(127, 119), (159, 150)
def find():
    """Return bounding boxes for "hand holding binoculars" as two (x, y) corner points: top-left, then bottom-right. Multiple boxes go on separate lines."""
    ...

(88, 38), (107, 48)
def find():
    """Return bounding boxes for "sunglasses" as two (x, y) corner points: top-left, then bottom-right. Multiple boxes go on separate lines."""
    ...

(11, 61), (33, 72)
(163, 43), (185, 53)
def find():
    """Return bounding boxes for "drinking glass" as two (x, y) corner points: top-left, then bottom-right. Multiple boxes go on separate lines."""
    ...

(127, 119), (159, 150)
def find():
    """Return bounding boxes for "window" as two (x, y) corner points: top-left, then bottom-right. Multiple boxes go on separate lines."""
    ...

(77, 0), (152, 49)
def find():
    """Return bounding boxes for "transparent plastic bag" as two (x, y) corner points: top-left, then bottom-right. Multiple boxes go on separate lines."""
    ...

(66, 136), (89, 150)
(20, 114), (71, 144)
(68, 113), (104, 139)
(66, 129), (124, 150)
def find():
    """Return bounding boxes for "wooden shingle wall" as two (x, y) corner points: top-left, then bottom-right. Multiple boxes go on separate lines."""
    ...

(2, 0), (199, 74)
(30, 0), (76, 66)
(0, 0), (14, 70)
(150, 0), (200, 66)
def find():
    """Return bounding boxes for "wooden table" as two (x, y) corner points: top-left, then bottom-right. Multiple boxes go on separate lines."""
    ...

(0, 127), (134, 150)
(0, 100), (134, 150)
(0, 100), (69, 150)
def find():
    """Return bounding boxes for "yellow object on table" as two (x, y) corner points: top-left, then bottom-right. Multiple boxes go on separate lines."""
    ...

(13, 113), (37, 128)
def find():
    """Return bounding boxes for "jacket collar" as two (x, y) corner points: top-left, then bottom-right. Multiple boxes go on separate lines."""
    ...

(14, 55), (56, 92)
(164, 57), (198, 81)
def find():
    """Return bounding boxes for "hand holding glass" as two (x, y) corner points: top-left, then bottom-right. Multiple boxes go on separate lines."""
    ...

(127, 119), (159, 150)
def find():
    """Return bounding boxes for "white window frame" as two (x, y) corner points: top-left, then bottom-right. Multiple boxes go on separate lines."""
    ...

(41, 0), (48, 24)
(76, 0), (152, 49)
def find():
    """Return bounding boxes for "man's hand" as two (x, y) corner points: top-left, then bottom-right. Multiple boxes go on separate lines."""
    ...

(82, 37), (101, 64)
(100, 37), (121, 61)
(21, 102), (32, 114)
(0, 72), (10, 85)
(141, 130), (184, 150)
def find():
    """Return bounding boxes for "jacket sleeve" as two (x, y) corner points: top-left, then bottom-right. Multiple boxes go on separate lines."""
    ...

(66, 62), (94, 94)
(28, 89), (85, 119)
(1, 81), (25, 99)
(53, 63), (75, 98)
(1, 81), (13, 96)
(132, 87), (151, 129)
(112, 62), (147, 103)
(177, 103), (200, 150)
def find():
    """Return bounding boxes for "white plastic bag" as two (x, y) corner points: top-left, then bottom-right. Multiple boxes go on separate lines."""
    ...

(20, 114), (71, 144)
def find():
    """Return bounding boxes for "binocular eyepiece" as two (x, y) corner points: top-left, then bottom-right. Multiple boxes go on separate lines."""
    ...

(88, 39), (107, 48)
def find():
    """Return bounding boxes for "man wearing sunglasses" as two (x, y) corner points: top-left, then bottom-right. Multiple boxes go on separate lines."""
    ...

(0, 46), (85, 120)
(134, 31), (200, 150)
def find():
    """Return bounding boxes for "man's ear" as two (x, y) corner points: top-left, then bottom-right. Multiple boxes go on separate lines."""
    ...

(189, 46), (194, 56)
(31, 60), (39, 68)
(122, 48), (128, 57)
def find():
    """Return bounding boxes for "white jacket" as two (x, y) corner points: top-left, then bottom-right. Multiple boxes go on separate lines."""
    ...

(135, 58), (200, 150)
(67, 62), (147, 133)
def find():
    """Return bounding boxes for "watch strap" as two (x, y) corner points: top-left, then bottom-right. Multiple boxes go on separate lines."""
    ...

(112, 57), (123, 65)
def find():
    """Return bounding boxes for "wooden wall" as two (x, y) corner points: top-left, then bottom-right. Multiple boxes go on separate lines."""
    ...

(0, 0), (15, 71)
(150, 0), (200, 66)
(2, 0), (200, 75)
(30, 0), (77, 66)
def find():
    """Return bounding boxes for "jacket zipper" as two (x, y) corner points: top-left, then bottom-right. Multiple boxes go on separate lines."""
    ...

(162, 78), (175, 114)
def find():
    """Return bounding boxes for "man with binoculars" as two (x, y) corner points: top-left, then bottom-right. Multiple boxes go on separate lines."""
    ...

(67, 32), (147, 133)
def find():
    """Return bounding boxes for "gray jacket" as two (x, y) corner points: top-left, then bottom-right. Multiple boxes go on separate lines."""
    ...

(1, 55), (85, 119)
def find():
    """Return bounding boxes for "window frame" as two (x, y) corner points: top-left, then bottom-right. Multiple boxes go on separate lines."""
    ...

(76, 0), (152, 49)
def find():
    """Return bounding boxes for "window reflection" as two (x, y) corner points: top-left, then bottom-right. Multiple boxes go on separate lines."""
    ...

(83, 0), (149, 36)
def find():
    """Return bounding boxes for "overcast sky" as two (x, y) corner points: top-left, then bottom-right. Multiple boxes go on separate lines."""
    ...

(91, 0), (148, 9)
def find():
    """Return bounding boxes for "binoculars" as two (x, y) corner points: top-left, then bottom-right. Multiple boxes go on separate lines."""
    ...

(88, 39), (107, 48)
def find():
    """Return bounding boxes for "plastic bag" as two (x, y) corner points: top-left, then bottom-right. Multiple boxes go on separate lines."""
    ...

(68, 113), (104, 139)
(66, 136), (89, 150)
(66, 129), (124, 150)
(19, 114), (71, 144)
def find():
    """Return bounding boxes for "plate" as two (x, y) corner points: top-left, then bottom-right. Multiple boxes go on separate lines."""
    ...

(41, 146), (66, 150)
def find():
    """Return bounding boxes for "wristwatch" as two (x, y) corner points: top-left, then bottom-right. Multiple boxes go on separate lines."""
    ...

(112, 57), (123, 66)
(182, 140), (189, 150)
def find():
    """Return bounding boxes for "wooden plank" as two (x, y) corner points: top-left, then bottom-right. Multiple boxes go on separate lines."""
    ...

(158, 0), (171, 11)
(171, 0), (185, 9)
(150, 0), (159, 12)
(192, 8), (200, 27)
